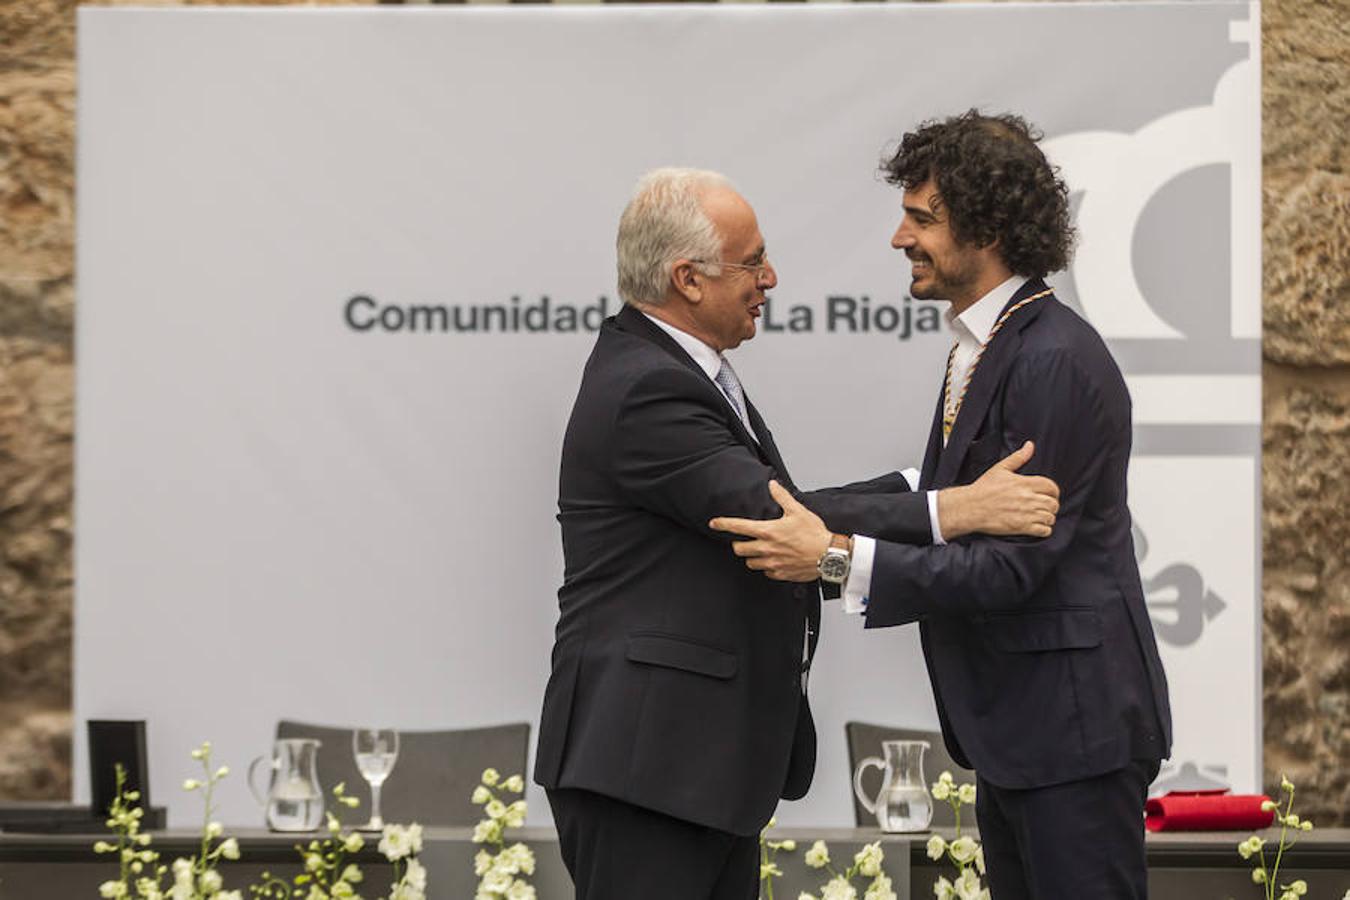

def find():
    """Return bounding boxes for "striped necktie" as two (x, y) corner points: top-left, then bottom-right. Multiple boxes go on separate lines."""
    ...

(714, 357), (756, 440)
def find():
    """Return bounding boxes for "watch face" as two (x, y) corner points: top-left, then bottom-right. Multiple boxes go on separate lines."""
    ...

(820, 551), (849, 583)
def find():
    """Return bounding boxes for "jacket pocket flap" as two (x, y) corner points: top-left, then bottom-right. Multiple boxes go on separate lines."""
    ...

(626, 633), (738, 679)
(987, 608), (1103, 653)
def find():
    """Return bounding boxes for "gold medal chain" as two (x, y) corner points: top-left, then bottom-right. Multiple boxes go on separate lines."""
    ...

(942, 288), (1053, 441)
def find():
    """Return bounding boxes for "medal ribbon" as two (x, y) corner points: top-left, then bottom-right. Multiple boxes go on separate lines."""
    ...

(942, 288), (1053, 442)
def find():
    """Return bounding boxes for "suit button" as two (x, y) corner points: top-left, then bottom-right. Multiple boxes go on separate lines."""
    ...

(793, 587), (806, 600)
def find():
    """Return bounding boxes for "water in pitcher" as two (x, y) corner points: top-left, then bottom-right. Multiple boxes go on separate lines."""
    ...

(875, 784), (933, 833)
(267, 797), (324, 831)
(269, 775), (324, 830)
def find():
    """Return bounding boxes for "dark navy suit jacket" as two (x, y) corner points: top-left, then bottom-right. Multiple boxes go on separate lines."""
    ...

(863, 279), (1173, 789)
(536, 304), (931, 835)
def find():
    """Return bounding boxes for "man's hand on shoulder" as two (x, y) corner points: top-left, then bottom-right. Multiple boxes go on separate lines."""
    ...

(937, 441), (1060, 540)
(708, 481), (832, 582)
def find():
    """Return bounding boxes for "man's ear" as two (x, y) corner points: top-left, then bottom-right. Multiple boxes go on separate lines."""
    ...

(670, 260), (703, 304)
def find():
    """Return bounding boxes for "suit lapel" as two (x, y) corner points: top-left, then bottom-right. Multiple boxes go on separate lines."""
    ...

(745, 399), (795, 489)
(918, 387), (946, 491)
(612, 305), (773, 465)
(931, 280), (1052, 488)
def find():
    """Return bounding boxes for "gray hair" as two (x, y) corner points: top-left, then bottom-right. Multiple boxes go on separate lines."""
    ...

(616, 167), (734, 307)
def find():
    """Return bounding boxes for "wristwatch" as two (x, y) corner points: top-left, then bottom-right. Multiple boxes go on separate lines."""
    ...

(816, 534), (853, 585)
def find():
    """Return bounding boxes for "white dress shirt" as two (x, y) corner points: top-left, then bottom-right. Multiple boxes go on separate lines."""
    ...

(641, 311), (758, 440)
(842, 276), (1029, 613)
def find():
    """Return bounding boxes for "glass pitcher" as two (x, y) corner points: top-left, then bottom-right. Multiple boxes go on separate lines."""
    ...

(852, 739), (934, 832)
(248, 738), (325, 832)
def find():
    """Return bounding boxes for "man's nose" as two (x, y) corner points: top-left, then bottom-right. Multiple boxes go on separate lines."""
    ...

(760, 262), (778, 290)
(891, 221), (914, 250)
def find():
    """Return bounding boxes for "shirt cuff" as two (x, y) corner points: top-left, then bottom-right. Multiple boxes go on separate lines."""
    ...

(901, 467), (920, 491)
(842, 535), (875, 614)
(927, 490), (946, 546)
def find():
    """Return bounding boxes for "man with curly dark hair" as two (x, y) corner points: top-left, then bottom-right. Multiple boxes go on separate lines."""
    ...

(711, 111), (1173, 899)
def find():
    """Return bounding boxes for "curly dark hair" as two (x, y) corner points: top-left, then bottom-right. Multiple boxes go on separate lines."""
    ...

(881, 110), (1075, 279)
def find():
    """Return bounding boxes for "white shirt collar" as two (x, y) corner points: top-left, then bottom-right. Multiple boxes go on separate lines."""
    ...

(640, 309), (724, 381)
(947, 275), (1029, 344)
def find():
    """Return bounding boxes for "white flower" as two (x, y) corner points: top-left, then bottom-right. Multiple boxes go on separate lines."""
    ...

(864, 872), (897, 900)
(472, 818), (503, 845)
(949, 836), (978, 865)
(391, 883), (425, 900)
(482, 768), (501, 786)
(198, 868), (222, 893)
(98, 881), (128, 899)
(407, 823), (424, 853)
(405, 857), (428, 890)
(474, 850), (493, 876)
(506, 842), (536, 875)
(472, 786), (491, 804)
(486, 799), (508, 820)
(804, 839), (830, 868)
(331, 882), (355, 898)
(1260, 799), (1278, 812)
(761, 862), (784, 879)
(343, 832), (365, 853)
(506, 881), (536, 900)
(931, 781), (951, 801)
(171, 858), (194, 887)
(957, 784), (977, 805)
(503, 800), (527, 828)
(822, 875), (858, 900)
(341, 863), (364, 883)
(954, 868), (984, 900)
(215, 766), (230, 779)
(854, 841), (884, 877)
(483, 868), (513, 893)
(379, 824), (413, 860)
(933, 876), (955, 900)
(494, 848), (521, 876)
(182, 779), (201, 791)
(1288, 881), (1307, 896)
(503, 775), (525, 793)
(219, 837), (240, 860)
(926, 835), (947, 861)
(974, 844), (986, 875)
(779, 839), (798, 851)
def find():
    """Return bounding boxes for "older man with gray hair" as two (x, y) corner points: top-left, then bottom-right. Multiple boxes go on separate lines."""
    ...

(534, 168), (1057, 899)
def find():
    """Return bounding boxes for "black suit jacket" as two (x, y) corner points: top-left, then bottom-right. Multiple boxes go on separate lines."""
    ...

(863, 280), (1173, 790)
(535, 304), (929, 835)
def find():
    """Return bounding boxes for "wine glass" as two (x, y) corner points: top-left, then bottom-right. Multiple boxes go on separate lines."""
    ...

(352, 728), (400, 830)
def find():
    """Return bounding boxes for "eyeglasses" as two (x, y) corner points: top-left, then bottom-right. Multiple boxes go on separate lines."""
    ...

(690, 255), (773, 280)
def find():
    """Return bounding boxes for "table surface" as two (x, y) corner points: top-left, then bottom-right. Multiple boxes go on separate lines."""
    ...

(4, 824), (1348, 859)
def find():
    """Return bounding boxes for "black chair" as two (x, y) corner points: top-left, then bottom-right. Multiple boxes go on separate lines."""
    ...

(275, 720), (530, 827)
(845, 721), (976, 829)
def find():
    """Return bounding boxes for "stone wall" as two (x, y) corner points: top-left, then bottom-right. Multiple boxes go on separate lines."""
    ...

(0, 0), (1345, 824)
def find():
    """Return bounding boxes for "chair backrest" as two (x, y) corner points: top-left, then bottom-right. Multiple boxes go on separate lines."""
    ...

(844, 721), (976, 829)
(275, 720), (530, 827)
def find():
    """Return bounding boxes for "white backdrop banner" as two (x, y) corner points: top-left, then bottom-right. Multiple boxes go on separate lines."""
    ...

(75, 2), (1261, 828)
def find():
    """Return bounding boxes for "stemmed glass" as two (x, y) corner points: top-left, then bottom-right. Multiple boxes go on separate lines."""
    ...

(352, 728), (400, 831)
